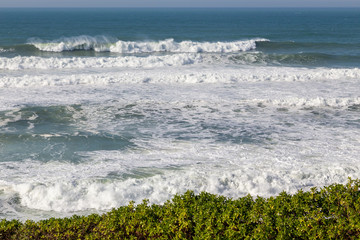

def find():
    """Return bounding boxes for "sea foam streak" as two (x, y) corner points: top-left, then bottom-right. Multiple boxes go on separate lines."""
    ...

(0, 54), (202, 70)
(28, 36), (268, 53)
(1, 66), (360, 88)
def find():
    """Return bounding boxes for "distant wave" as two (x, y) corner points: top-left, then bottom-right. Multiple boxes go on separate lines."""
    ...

(108, 38), (268, 53)
(27, 35), (269, 53)
(27, 35), (115, 52)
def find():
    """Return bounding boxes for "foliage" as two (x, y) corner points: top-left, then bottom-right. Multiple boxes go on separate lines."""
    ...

(1, 178), (360, 239)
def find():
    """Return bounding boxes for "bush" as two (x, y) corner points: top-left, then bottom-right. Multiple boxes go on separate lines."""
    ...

(1, 178), (360, 239)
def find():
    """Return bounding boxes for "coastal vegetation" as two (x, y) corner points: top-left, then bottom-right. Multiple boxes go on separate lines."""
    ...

(1, 178), (360, 239)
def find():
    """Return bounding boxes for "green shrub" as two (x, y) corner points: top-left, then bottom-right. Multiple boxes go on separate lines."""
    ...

(1, 178), (360, 239)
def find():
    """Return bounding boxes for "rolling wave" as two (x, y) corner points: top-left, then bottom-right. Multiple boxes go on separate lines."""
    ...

(27, 36), (268, 53)
(1, 37), (358, 68)
(18, 38), (360, 56)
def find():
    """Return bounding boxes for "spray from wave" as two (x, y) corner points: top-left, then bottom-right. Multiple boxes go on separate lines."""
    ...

(0, 48), (15, 53)
(28, 35), (116, 52)
(27, 35), (269, 53)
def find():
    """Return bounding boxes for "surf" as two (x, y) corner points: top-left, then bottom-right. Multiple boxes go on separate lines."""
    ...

(27, 36), (269, 53)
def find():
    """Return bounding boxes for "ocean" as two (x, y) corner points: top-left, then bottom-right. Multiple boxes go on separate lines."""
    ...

(0, 8), (360, 221)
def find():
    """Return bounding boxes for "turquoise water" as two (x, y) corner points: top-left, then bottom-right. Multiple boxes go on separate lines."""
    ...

(0, 8), (360, 220)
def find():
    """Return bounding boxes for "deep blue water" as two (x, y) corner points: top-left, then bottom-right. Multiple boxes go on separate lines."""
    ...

(0, 8), (359, 43)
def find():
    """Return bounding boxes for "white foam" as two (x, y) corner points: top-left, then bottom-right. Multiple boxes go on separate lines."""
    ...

(0, 48), (14, 53)
(0, 90), (359, 219)
(1, 66), (360, 88)
(1, 138), (359, 215)
(108, 38), (268, 53)
(0, 54), (202, 70)
(254, 97), (360, 108)
(0, 44), (359, 221)
(28, 36), (268, 53)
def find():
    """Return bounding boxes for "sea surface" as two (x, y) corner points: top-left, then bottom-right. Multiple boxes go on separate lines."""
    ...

(0, 8), (360, 221)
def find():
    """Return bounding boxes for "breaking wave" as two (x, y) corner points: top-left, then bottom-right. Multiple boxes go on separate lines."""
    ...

(1, 145), (359, 215)
(0, 48), (14, 53)
(28, 35), (268, 53)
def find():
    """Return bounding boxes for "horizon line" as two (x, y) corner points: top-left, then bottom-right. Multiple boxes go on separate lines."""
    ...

(1, 6), (360, 8)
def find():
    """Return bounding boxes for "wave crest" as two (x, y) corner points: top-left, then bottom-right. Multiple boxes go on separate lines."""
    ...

(109, 38), (267, 53)
(28, 35), (115, 52)
(28, 36), (268, 53)
(0, 48), (14, 53)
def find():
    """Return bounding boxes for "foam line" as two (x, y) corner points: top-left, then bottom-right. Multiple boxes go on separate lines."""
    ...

(1, 66), (360, 88)
(0, 54), (202, 70)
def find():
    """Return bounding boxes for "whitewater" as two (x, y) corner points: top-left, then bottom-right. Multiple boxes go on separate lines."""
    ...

(29, 36), (268, 53)
(0, 8), (360, 221)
